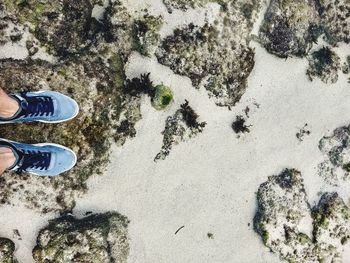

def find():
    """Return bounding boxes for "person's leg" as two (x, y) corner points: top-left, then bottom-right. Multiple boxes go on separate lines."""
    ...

(0, 147), (16, 175)
(0, 87), (20, 119)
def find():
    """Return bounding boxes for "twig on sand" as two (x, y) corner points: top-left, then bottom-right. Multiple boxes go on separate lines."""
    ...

(175, 226), (185, 235)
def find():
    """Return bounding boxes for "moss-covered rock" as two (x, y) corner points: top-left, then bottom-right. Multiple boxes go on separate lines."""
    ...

(132, 15), (163, 57)
(307, 46), (341, 83)
(156, 0), (260, 107)
(32, 212), (129, 263)
(254, 169), (346, 262)
(155, 100), (206, 161)
(0, 54), (141, 212)
(318, 125), (350, 186)
(259, 0), (349, 58)
(318, 0), (350, 45)
(259, 0), (321, 58)
(151, 84), (173, 110)
(313, 193), (350, 247)
(0, 238), (17, 263)
(3, 0), (95, 57)
(0, 0), (144, 213)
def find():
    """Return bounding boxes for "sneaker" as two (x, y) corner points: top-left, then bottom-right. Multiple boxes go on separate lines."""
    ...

(0, 91), (79, 124)
(0, 139), (77, 176)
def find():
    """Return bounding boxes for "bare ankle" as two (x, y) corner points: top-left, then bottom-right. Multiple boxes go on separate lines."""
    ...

(0, 89), (20, 119)
(0, 147), (16, 170)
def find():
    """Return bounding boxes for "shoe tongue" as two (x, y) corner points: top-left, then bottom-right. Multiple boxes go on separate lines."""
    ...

(0, 140), (23, 171)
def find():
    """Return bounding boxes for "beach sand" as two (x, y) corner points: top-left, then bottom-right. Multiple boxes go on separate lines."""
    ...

(0, 0), (349, 262)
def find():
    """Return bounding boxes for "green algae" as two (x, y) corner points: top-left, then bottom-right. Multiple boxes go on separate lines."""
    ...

(132, 15), (163, 57)
(151, 84), (173, 110)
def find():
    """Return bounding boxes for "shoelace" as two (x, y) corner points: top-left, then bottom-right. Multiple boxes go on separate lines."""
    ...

(17, 150), (51, 173)
(20, 92), (54, 118)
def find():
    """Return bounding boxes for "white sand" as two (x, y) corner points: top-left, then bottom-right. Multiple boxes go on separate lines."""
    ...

(71, 41), (350, 263)
(0, 0), (350, 262)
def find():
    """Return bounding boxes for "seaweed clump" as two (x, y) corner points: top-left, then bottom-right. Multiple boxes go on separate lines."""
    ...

(232, 115), (250, 134)
(32, 212), (130, 263)
(180, 100), (206, 130)
(155, 100), (206, 161)
(255, 169), (349, 262)
(296, 124), (311, 142)
(124, 73), (154, 97)
(307, 46), (341, 83)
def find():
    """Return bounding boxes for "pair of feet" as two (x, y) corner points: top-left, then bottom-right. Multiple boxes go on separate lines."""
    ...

(0, 91), (79, 176)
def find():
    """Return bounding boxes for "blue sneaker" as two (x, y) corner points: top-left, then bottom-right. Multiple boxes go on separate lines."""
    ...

(0, 139), (77, 176)
(0, 91), (79, 124)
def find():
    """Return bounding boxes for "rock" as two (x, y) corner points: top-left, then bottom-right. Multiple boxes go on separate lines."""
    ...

(102, 0), (134, 60)
(32, 212), (129, 263)
(313, 192), (350, 247)
(254, 169), (346, 262)
(259, 0), (350, 58)
(254, 169), (312, 251)
(155, 100), (206, 161)
(318, 0), (350, 45)
(259, 0), (321, 58)
(0, 54), (142, 212)
(132, 14), (163, 57)
(318, 125), (350, 186)
(3, 0), (95, 57)
(342, 55), (350, 74)
(151, 84), (173, 110)
(156, 0), (260, 107)
(307, 46), (341, 83)
(0, 0), (145, 213)
(0, 238), (17, 263)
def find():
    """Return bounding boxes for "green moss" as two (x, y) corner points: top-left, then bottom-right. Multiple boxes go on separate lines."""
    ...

(4, 0), (54, 26)
(297, 232), (311, 245)
(151, 85), (173, 110)
(261, 230), (269, 245)
(132, 15), (163, 56)
(341, 207), (350, 220)
(109, 53), (126, 88)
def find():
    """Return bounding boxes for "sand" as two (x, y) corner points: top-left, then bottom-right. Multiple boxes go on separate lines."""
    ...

(0, 0), (349, 262)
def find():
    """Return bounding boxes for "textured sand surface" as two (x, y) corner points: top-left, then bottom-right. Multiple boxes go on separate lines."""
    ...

(0, 0), (349, 262)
